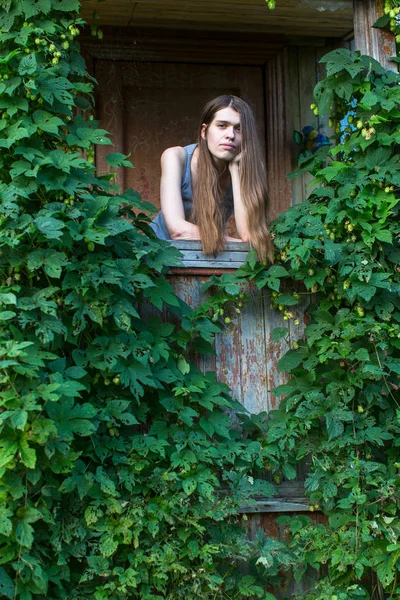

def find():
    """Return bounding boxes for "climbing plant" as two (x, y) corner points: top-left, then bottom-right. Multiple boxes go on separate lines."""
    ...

(0, 2), (289, 599)
(1, 0), (400, 599)
(207, 43), (400, 599)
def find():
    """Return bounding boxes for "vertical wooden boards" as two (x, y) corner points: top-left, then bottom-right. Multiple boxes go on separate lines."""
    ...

(287, 41), (344, 206)
(238, 284), (268, 414)
(287, 45), (320, 205)
(286, 46), (303, 206)
(94, 60), (266, 212)
(298, 45), (321, 199)
(265, 49), (293, 222)
(94, 61), (126, 191)
(164, 266), (306, 415)
(167, 275), (216, 375)
(353, 0), (397, 71)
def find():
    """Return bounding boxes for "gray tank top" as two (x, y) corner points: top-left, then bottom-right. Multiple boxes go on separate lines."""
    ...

(150, 144), (234, 240)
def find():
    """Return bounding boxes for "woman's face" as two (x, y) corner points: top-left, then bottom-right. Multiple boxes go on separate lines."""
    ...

(201, 106), (242, 162)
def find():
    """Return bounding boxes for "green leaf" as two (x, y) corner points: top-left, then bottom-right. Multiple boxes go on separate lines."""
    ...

(268, 265), (289, 278)
(224, 283), (240, 295)
(178, 406), (198, 426)
(182, 478), (197, 495)
(99, 534), (118, 557)
(51, 0), (80, 10)
(18, 53), (37, 76)
(177, 356), (190, 375)
(0, 293), (17, 305)
(362, 91), (378, 107)
(0, 567), (14, 599)
(0, 440), (18, 469)
(318, 162), (347, 182)
(0, 508), (13, 536)
(278, 294), (298, 306)
(355, 348), (370, 362)
(33, 110), (64, 134)
(19, 437), (36, 469)
(11, 409), (28, 430)
(372, 14), (391, 28)
(28, 249), (68, 278)
(324, 239), (343, 264)
(272, 327), (288, 342)
(293, 130), (302, 145)
(282, 463), (297, 480)
(278, 348), (306, 372)
(199, 416), (214, 437)
(0, 311), (16, 320)
(34, 216), (65, 240)
(15, 519), (34, 548)
(20, 0), (51, 18)
(106, 152), (133, 168)
(326, 414), (344, 439)
(375, 229), (392, 244)
(96, 467), (118, 497)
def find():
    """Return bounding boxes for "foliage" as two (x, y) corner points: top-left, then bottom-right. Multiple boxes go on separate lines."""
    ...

(0, 2), (284, 599)
(2, 1), (400, 599)
(374, 1), (400, 44)
(208, 46), (400, 599)
(293, 125), (332, 161)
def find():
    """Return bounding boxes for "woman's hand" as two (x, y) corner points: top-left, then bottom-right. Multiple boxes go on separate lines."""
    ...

(228, 151), (242, 172)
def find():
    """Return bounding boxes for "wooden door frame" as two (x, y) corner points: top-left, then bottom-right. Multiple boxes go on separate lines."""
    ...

(81, 27), (334, 223)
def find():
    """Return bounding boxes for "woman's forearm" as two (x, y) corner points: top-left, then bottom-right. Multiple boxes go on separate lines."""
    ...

(167, 219), (201, 240)
(229, 165), (249, 242)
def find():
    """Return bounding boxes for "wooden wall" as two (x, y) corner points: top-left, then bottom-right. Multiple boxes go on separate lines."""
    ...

(84, 28), (351, 597)
(85, 29), (342, 221)
(286, 42), (336, 205)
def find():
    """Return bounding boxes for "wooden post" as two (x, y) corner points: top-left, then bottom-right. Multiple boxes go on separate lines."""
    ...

(265, 49), (294, 219)
(353, 0), (397, 71)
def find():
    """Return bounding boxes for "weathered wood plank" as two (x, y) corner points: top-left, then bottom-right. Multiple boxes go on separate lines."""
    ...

(353, 0), (397, 71)
(265, 48), (293, 221)
(167, 275), (217, 374)
(166, 254), (308, 414)
(239, 499), (310, 512)
(239, 284), (269, 414)
(82, 27), (285, 64)
(167, 241), (251, 269)
(169, 260), (246, 269)
(215, 310), (243, 403)
(94, 61), (126, 191)
(298, 46), (319, 199)
(287, 46), (303, 206)
(168, 250), (249, 262)
(171, 241), (249, 251)
(81, 0), (353, 37)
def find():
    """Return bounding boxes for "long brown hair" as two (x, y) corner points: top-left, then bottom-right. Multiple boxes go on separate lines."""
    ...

(190, 95), (273, 263)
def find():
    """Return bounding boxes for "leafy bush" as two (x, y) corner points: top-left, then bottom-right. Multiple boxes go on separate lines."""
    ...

(0, 2), (282, 599)
(207, 47), (400, 599)
(2, 1), (400, 598)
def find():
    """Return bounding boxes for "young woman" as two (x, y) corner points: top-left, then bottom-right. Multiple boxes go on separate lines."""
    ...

(150, 95), (273, 262)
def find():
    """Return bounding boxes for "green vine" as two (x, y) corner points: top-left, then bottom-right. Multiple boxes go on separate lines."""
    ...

(206, 43), (400, 599)
(0, 2), (283, 599)
(1, 1), (400, 600)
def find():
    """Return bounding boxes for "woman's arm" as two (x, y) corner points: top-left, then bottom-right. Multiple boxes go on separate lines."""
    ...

(160, 147), (201, 240)
(229, 153), (250, 243)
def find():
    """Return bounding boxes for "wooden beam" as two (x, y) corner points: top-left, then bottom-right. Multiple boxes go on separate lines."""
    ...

(166, 240), (250, 269)
(353, 0), (397, 71)
(239, 482), (313, 513)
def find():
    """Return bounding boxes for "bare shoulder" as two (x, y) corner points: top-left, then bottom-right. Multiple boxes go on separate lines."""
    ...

(161, 146), (185, 167)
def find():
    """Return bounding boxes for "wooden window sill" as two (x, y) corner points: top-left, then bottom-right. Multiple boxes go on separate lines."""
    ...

(167, 240), (250, 274)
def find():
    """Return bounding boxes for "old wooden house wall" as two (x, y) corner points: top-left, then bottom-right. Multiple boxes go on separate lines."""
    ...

(90, 34), (334, 415)
(85, 30), (351, 596)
